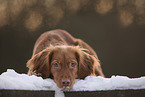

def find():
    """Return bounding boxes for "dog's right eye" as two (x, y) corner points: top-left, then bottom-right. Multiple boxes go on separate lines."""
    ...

(53, 63), (58, 67)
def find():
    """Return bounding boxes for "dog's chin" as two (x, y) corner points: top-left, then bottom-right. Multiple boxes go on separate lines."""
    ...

(61, 86), (72, 91)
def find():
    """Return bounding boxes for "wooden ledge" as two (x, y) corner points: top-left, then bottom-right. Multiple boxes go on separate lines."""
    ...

(0, 90), (55, 97)
(64, 89), (145, 97)
(0, 89), (145, 97)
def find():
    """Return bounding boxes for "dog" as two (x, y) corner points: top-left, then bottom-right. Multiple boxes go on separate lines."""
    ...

(27, 29), (104, 89)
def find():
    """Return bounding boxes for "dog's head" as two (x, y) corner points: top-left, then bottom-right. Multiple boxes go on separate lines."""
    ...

(27, 45), (100, 89)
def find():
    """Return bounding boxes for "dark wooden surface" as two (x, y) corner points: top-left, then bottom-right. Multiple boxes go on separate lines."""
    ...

(64, 89), (145, 97)
(0, 89), (145, 97)
(0, 90), (55, 97)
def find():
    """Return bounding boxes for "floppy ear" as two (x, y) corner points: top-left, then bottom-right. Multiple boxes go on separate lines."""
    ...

(75, 51), (95, 79)
(26, 48), (53, 78)
(76, 50), (104, 79)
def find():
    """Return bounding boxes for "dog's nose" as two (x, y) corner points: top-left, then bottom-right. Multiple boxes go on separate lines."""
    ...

(62, 79), (70, 87)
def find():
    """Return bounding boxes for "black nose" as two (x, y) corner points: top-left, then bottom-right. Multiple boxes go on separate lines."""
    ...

(62, 79), (70, 87)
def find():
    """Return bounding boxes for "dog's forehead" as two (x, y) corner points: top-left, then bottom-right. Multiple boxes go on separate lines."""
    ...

(52, 47), (77, 59)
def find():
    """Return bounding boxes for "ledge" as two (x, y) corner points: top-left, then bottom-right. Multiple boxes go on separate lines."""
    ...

(0, 89), (145, 97)
(0, 90), (55, 97)
(64, 89), (145, 97)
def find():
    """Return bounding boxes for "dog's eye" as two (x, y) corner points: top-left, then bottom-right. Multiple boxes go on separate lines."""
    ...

(53, 63), (59, 67)
(70, 62), (77, 68)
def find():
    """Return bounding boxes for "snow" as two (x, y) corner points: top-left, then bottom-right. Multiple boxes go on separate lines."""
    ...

(0, 69), (145, 97)
(0, 69), (64, 97)
(73, 76), (145, 91)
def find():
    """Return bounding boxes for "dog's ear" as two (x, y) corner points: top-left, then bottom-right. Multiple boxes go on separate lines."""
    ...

(27, 48), (53, 78)
(76, 49), (104, 79)
(75, 50), (95, 79)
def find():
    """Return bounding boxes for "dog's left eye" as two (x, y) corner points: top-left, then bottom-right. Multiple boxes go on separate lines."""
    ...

(70, 62), (77, 68)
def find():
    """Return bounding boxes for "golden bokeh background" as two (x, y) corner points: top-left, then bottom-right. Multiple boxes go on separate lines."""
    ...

(0, 0), (145, 31)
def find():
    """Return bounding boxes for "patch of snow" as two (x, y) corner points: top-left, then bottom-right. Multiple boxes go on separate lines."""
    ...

(73, 76), (145, 91)
(0, 69), (145, 97)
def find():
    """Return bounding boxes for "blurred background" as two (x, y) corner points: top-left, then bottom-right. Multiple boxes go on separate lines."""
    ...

(0, 0), (145, 78)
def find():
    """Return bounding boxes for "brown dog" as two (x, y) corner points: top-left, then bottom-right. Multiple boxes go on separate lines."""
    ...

(27, 29), (104, 89)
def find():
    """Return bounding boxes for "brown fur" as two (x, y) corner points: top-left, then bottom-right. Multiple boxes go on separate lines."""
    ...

(27, 29), (104, 88)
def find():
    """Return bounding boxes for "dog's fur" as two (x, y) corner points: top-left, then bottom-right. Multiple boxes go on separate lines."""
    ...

(27, 29), (104, 88)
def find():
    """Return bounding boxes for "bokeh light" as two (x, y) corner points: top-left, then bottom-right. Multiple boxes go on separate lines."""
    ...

(0, 0), (145, 30)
